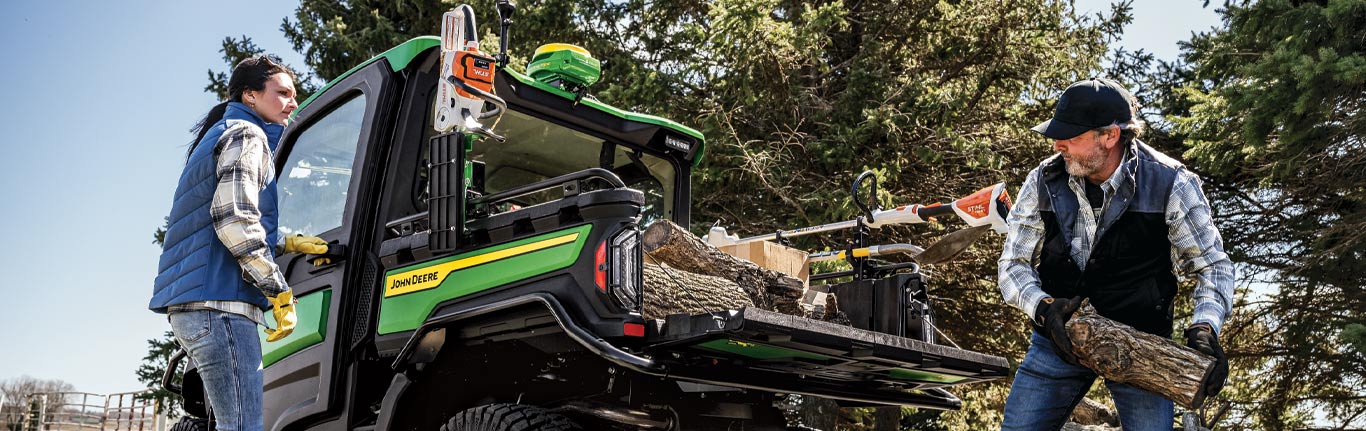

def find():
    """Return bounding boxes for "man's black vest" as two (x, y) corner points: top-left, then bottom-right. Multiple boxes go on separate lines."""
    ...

(1036, 140), (1182, 338)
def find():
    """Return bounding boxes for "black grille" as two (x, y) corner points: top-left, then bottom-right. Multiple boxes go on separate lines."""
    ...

(429, 132), (465, 253)
(351, 254), (380, 349)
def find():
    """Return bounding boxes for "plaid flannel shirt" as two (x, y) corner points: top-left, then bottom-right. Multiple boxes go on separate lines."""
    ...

(211, 123), (290, 299)
(168, 300), (265, 326)
(998, 148), (1236, 334)
(172, 123), (291, 327)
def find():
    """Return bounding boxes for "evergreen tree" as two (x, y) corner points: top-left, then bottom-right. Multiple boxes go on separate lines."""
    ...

(1139, 0), (1365, 428)
(139, 220), (183, 418)
(134, 332), (184, 420)
(205, 36), (316, 102)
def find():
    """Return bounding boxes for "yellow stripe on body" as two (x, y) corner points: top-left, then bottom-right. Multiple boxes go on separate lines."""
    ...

(384, 233), (580, 297)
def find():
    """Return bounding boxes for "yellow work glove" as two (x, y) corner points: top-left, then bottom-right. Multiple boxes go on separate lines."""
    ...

(284, 235), (328, 255)
(263, 290), (297, 342)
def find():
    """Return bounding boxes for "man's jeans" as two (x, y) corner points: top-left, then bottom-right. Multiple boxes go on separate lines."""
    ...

(1001, 331), (1174, 430)
(170, 310), (263, 431)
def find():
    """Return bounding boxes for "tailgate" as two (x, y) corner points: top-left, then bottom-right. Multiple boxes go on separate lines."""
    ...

(644, 307), (1010, 409)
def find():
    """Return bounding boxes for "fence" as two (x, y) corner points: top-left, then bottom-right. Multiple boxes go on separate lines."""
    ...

(0, 392), (159, 431)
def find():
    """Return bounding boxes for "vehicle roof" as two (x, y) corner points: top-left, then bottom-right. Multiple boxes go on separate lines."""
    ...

(294, 36), (707, 165)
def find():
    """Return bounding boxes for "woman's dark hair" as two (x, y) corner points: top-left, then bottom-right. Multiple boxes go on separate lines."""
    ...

(187, 54), (295, 158)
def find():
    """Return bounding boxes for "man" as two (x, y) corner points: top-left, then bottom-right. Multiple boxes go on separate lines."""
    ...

(997, 78), (1234, 430)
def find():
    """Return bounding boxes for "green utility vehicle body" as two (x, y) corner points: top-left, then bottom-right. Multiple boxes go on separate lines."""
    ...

(174, 36), (1009, 431)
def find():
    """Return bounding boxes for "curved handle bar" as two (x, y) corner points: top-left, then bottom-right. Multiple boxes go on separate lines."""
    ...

(161, 349), (187, 395)
(447, 76), (508, 121)
(852, 170), (879, 223)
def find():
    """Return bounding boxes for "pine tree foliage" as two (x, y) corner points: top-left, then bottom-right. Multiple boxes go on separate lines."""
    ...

(139, 221), (183, 418)
(204, 36), (317, 102)
(1138, 0), (1366, 428)
(133, 332), (184, 420)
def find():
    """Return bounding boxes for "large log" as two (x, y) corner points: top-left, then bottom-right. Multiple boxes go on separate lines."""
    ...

(1066, 303), (1217, 409)
(716, 240), (811, 286)
(642, 220), (805, 315)
(641, 263), (753, 319)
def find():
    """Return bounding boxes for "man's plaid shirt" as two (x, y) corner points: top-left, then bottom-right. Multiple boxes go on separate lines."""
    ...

(169, 123), (289, 325)
(998, 146), (1236, 334)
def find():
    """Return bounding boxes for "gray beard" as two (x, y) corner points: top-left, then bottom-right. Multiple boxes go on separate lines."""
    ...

(1064, 151), (1106, 177)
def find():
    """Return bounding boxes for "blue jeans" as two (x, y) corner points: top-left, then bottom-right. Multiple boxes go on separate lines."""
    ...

(170, 310), (263, 431)
(1001, 331), (1173, 430)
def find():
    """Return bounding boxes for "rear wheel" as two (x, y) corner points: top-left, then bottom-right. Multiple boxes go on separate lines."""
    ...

(168, 417), (208, 431)
(441, 404), (581, 431)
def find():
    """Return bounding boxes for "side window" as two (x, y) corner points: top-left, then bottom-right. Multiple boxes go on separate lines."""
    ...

(277, 94), (367, 236)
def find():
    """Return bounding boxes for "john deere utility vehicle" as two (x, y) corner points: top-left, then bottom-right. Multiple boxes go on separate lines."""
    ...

(164, 3), (1009, 430)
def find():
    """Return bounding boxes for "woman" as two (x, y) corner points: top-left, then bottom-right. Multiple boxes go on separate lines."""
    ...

(150, 54), (323, 431)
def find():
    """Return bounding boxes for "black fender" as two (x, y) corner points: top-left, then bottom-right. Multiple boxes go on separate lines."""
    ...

(390, 292), (658, 371)
(372, 293), (659, 431)
(163, 349), (211, 419)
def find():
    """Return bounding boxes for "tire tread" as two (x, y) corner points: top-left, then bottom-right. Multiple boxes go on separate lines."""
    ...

(441, 404), (579, 431)
(169, 417), (208, 431)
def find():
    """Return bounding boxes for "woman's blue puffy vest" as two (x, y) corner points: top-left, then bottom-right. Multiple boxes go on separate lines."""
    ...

(150, 102), (283, 312)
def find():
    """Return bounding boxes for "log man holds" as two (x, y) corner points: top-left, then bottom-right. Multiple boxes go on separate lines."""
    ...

(997, 78), (1235, 429)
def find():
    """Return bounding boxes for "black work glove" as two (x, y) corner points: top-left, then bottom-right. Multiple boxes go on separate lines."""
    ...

(1185, 323), (1228, 401)
(1034, 296), (1085, 365)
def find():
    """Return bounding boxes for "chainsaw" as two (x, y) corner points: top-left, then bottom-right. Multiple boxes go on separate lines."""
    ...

(433, 4), (507, 141)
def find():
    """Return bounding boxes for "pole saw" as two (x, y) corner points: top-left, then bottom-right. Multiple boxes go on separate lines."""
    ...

(433, 4), (508, 141)
(703, 180), (1014, 248)
(805, 224), (997, 266)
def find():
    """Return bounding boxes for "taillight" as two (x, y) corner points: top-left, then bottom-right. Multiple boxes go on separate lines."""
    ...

(594, 241), (608, 292)
(607, 227), (642, 311)
(623, 322), (645, 337)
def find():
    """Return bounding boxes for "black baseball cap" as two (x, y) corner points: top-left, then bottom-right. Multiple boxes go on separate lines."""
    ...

(1032, 78), (1136, 140)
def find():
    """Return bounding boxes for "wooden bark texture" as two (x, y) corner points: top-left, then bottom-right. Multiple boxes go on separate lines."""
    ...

(798, 396), (840, 431)
(716, 240), (811, 286)
(1066, 303), (1216, 409)
(873, 407), (901, 431)
(1070, 397), (1119, 426)
(812, 292), (852, 325)
(641, 263), (753, 319)
(642, 220), (804, 315)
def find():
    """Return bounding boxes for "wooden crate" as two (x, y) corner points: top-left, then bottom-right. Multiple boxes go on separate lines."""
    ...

(717, 241), (810, 287)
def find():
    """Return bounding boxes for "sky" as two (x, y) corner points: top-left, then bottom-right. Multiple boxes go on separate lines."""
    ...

(0, 0), (305, 395)
(0, 0), (1220, 396)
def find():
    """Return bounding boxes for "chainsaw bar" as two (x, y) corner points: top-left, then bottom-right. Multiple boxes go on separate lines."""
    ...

(913, 225), (991, 265)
